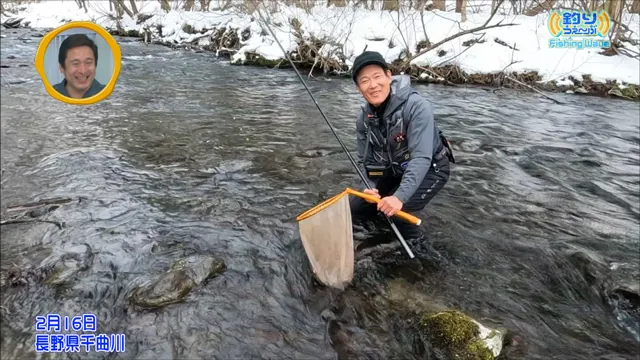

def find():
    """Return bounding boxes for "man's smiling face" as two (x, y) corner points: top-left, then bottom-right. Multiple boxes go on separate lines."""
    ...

(59, 45), (96, 97)
(356, 64), (392, 107)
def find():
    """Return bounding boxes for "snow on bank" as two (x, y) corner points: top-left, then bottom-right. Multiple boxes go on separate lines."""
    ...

(3, 0), (639, 86)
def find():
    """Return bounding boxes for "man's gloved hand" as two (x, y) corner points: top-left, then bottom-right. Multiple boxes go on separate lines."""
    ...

(363, 188), (380, 203)
(378, 196), (403, 217)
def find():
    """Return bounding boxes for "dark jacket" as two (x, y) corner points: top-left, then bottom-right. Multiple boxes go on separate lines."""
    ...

(52, 78), (105, 99)
(355, 75), (442, 203)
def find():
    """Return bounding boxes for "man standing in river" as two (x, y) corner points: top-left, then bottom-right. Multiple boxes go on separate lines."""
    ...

(349, 51), (454, 243)
(52, 33), (105, 99)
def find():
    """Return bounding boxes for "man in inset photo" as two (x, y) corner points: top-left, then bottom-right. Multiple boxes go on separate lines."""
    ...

(53, 33), (105, 99)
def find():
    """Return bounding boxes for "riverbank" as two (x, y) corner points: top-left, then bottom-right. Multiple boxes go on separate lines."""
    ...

(2, 0), (639, 100)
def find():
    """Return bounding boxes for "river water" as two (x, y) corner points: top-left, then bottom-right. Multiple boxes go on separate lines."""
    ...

(1, 28), (639, 360)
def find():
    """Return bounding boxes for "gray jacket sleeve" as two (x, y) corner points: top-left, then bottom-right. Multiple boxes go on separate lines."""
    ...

(355, 112), (376, 189)
(392, 94), (436, 203)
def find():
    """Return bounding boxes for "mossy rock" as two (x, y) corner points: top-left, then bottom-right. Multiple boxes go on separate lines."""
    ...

(420, 310), (503, 360)
(129, 269), (197, 308)
(620, 84), (640, 99)
(607, 83), (640, 100)
(128, 254), (226, 309)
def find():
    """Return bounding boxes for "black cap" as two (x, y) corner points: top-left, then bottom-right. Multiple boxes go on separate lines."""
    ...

(351, 51), (388, 83)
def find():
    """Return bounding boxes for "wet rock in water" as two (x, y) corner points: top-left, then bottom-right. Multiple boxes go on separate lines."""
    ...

(44, 244), (94, 286)
(384, 279), (505, 359)
(566, 249), (606, 285)
(296, 148), (338, 158)
(130, 269), (197, 308)
(150, 240), (184, 254)
(609, 281), (640, 339)
(563, 248), (639, 339)
(612, 282), (640, 306)
(385, 278), (448, 314)
(420, 310), (504, 360)
(129, 254), (226, 308)
(610, 281), (640, 317)
(3, 266), (46, 287)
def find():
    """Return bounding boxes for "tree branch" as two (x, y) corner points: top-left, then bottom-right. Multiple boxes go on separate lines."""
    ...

(405, 0), (516, 64)
(0, 219), (64, 229)
(416, 65), (458, 86)
(433, 33), (486, 67)
(505, 76), (563, 104)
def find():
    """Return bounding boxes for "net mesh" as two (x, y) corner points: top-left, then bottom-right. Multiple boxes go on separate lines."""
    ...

(296, 188), (422, 289)
(297, 190), (354, 289)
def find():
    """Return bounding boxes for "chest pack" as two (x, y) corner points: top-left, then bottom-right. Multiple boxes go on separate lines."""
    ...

(361, 108), (454, 179)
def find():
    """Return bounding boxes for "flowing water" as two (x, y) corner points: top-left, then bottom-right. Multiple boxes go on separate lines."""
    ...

(1, 28), (639, 360)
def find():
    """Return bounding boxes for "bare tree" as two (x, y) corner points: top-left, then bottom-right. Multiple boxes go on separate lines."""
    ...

(405, 0), (515, 64)
(418, 6), (431, 48)
(413, 0), (427, 9)
(112, 0), (124, 33)
(587, 0), (602, 11)
(243, 0), (255, 12)
(129, 0), (138, 14)
(76, 0), (88, 13)
(432, 0), (445, 10)
(159, 0), (171, 11)
(114, 0), (134, 17)
(524, 0), (556, 16)
(382, 0), (399, 11)
(455, 0), (467, 22)
(183, 0), (195, 10)
(327, 0), (346, 6)
(605, 0), (624, 42)
(491, 0), (500, 12)
(200, 0), (212, 11)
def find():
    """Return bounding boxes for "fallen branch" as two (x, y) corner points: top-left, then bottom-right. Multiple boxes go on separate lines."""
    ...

(494, 37), (519, 51)
(416, 65), (457, 86)
(5, 197), (73, 213)
(434, 33), (487, 68)
(505, 75), (563, 104)
(495, 43), (522, 86)
(308, 56), (318, 79)
(273, 58), (286, 69)
(405, 0), (516, 64)
(617, 46), (640, 60)
(0, 219), (64, 229)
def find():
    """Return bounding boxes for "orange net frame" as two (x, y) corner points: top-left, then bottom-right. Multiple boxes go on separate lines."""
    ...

(296, 188), (422, 289)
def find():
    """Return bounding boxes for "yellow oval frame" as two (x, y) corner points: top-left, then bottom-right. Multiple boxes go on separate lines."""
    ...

(34, 21), (122, 105)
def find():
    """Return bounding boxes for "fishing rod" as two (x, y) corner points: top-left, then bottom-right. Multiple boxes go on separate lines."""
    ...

(254, 5), (414, 259)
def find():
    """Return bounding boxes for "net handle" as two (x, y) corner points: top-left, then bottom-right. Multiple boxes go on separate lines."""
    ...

(296, 188), (422, 226)
(345, 188), (422, 226)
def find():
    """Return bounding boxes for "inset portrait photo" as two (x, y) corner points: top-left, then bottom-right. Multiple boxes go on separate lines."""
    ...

(35, 22), (122, 105)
